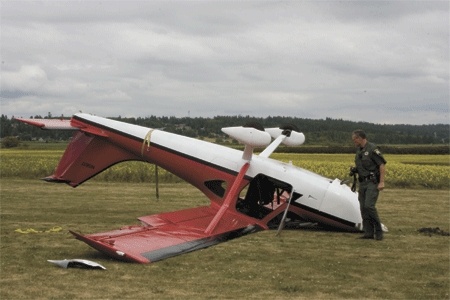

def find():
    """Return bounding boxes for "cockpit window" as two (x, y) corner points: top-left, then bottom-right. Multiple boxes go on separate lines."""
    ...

(204, 180), (228, 198)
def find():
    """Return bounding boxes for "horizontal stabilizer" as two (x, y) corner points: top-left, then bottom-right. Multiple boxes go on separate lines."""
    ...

(14, 118), (77, 130)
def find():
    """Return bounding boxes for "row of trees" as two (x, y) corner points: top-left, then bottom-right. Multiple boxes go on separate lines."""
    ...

(1, 114), (449, 146)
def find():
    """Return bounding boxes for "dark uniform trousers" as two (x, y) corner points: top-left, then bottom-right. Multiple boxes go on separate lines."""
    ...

(358, 180), (382, 236)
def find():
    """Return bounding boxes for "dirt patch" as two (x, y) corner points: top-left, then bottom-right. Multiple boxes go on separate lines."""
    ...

(418, 227), (450, 236)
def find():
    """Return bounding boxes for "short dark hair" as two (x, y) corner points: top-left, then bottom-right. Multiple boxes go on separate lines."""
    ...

(352, 130), (366, 139)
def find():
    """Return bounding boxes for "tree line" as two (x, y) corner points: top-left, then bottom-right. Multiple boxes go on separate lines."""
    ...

(1, 114), (449, 148)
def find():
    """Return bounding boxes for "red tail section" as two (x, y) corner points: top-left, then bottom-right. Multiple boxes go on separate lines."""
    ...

(46, 131), (143, 187)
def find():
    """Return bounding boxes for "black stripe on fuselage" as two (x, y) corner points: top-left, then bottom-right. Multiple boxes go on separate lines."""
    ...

(291, 201), (356, 228)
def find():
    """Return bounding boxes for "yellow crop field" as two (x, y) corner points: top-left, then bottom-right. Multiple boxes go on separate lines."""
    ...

(1, 150), (449, 189)
(272, 153), (449, 189)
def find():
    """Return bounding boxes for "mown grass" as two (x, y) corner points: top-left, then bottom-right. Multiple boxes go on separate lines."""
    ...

(1, 178), (449, 299)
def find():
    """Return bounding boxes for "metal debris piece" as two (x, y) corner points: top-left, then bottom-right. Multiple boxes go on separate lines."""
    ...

(48, 259), (106, 270)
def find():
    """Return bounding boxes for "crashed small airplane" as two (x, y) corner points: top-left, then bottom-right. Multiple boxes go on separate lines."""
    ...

(16, 113), (363, 263)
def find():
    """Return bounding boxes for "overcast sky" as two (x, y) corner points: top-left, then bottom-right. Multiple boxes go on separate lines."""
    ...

(1, 1), (449, 125)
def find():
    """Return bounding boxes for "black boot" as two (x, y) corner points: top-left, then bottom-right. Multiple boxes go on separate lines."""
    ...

(375, 230), (383, 240)
(360, 220), (374, 239)
(374, 222), (383, 240)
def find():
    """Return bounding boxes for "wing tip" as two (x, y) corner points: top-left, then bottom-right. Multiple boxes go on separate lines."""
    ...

(69, 230), (150, 264)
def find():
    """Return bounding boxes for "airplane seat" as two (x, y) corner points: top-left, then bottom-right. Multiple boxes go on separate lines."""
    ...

(240, 174), (275, 218)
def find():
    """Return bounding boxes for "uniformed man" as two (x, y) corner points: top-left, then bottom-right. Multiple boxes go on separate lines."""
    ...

(351, 130), (387, 240)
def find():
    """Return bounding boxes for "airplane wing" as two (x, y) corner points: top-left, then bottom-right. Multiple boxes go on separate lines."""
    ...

(71, 206), (263, 263)
(70, 161), (266, 263)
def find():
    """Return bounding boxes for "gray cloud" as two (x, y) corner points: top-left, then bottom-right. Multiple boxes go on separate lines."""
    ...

(1, 1), (448, 124)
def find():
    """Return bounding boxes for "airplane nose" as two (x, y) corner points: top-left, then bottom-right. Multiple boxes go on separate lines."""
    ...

(320, 179), (362, 231)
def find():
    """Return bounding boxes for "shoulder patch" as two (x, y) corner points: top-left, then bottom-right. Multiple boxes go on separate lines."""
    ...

(374, 149), (382, 156)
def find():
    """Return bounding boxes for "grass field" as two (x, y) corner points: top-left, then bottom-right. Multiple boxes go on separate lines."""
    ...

(1, 179), (449, 299)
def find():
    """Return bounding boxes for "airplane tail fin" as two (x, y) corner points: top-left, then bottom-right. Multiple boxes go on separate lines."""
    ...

(47, 131), (143, 187)
(15, 116), (144, 187)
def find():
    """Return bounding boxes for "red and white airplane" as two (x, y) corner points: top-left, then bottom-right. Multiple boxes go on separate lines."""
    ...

(16, 113), (362, 263)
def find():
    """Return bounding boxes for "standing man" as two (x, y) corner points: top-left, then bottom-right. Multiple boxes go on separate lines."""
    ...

(351, 130), (387, 240)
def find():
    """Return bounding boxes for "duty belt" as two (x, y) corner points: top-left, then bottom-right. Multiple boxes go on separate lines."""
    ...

(358, 174), (376, 182)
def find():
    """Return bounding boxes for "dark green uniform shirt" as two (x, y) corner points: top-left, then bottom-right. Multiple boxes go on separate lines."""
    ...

(355, 142), (387, 178)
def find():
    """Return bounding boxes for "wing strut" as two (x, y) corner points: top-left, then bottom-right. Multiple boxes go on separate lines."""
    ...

(259, 135), (286, 158)
(204, 162), (250, 235)
(276, 189), (295, 236)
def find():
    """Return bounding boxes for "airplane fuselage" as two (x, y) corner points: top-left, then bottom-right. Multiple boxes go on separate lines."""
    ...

(70, 113), (362, 232)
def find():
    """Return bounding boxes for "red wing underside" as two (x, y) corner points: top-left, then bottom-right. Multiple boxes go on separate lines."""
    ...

(70, 206), (263, 263)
